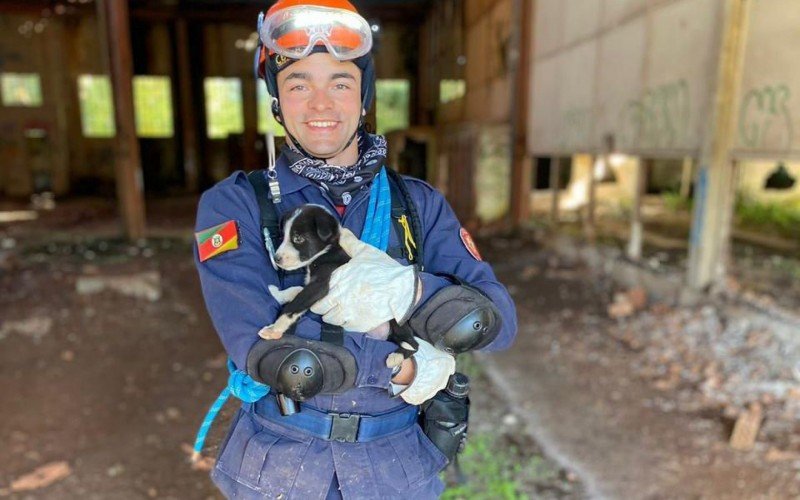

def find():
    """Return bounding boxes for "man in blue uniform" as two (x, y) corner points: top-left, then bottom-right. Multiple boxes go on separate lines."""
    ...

(194, 1), (517, 498)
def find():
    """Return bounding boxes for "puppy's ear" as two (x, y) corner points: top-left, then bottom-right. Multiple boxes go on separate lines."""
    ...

(314, 210), (337, 242)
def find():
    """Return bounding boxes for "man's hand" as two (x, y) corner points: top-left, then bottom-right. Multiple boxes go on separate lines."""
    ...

(309, 228), (417, 332)
(391, 357), (416, 385)
(395, 337), (455, 405)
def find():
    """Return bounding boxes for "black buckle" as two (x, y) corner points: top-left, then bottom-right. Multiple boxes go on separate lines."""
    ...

(329, 413), (361, 443)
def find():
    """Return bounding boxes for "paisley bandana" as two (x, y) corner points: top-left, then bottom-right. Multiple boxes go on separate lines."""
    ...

(282, 132), (387, 205)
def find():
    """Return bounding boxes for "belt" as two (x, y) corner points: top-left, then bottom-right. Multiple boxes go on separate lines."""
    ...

(255, 395), (419, 443)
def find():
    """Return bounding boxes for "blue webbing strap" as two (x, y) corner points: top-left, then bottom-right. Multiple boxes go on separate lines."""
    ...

(360, 167), (391, 251)
(191, 360), (269, 461)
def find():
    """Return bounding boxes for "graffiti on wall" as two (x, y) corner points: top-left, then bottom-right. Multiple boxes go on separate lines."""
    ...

(738, 84), (793, 151)
(618, 79), (690, 150)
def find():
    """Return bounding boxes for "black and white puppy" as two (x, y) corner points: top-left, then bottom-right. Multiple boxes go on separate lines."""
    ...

(258, 204), (418, 368)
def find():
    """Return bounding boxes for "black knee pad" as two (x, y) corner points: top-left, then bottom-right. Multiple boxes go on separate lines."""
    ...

(246, 335), (357, 400)
(407, 285), (502, 355)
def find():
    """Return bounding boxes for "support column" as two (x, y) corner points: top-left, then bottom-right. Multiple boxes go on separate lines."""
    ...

(509, 0), (534, 227)
(679, 156), (693, 199)
(627, 158), (645, 261)
(687, 0), (751, 290)
(175, 19), (199, 192)
(98, 0), (146, 240)
(549, 156), (561, 224)
(585, 155), (597, 242)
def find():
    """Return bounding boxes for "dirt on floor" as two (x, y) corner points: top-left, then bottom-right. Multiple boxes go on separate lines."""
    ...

(2, 196), (799, 499)
(481, 234), (800, 499)
(0, 197), (573, 499)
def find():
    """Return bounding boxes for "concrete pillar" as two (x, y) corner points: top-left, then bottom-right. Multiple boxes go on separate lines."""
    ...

(627, 158), (645, 261)
(680, 156), (694, 199)
(687, 0), (751, 290)
(586, 154), (597, 242)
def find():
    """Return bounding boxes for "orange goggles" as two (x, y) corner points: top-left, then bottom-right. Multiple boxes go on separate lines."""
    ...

(259, 5), (373, 61)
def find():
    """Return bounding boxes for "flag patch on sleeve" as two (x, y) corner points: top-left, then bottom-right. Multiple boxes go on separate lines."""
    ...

(196, 220), (239, 262)
(460, 228), (482, 261)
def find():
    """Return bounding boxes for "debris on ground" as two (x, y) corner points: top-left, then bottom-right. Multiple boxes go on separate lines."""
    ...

(0, 316), (53, 343)
(730, 402), (763, 450)
(30, 192), (56, 211)
(608, 297), (800, 452)
(181, 444), (215, 472)
(607, 286), (648, 319)
(75, 271), (162, 302)
(0, 461), (72, 495)
(487, 235), (800, 498)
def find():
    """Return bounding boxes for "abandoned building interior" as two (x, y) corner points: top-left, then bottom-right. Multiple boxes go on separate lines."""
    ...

(1, 0), (798, 299)
(1, 0), (800, 497)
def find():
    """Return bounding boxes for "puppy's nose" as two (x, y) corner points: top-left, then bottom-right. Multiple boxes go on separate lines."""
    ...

(274, 254), (283, 264)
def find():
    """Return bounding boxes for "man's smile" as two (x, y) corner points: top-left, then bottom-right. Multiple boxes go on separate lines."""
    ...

(305, 120), (341, 131)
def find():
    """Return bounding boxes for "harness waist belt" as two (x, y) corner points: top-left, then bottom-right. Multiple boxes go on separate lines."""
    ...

(255, 395), (418, 443)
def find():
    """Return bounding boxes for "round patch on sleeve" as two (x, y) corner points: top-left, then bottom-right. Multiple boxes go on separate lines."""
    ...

(459, 228), (482, 261)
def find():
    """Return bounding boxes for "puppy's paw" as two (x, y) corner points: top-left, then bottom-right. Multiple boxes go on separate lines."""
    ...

(258, 324), (284, 340)
(399, 341), (417, 352)
(386, 352), (405, 369)
(269, 285), (304, 305)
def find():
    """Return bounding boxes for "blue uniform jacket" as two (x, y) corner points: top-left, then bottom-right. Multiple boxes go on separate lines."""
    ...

(194, 156), (517, 499)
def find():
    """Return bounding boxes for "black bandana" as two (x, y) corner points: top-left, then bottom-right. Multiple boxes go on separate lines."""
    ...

(282, 132), (387, 205)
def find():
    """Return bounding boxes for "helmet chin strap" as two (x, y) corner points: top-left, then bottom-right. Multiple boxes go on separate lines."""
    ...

(275, 102), (365, 164)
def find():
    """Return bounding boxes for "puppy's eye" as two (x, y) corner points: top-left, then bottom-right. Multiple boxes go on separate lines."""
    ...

(292, 234), (305, 245)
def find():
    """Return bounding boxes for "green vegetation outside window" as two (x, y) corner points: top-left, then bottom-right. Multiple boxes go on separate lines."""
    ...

(376, 79), (410, 135)
(204, 77), (244, 139)
(133, 76), (174, 138)
(1, 73), (43, 107)
(257, 83), (285, 137)
(78, 75), (116, 138)
(440, 79), (465, 104)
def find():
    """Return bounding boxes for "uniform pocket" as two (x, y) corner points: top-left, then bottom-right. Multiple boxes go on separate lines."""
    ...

(215, 409), (311, 495)
(368, 424), (448, 492)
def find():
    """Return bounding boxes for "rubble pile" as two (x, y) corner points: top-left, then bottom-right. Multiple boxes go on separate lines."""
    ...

(609, 294), (800, 451)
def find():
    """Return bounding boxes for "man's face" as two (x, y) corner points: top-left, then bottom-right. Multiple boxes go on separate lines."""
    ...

(277, 52), (362, 164)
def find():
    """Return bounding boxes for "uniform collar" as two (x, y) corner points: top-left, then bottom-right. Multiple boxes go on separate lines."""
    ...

(271, 153), (375, 208)
(271, 153), (318, 196)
